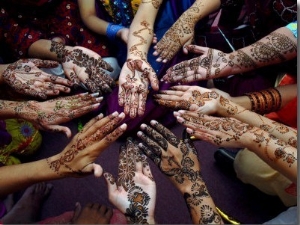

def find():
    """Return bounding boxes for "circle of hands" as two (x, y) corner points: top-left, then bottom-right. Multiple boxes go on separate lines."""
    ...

(118, 59), (159, 118)
(2, 59), (73, 99)
(61, 46), (116, 95)
(104, 138), (156, 224)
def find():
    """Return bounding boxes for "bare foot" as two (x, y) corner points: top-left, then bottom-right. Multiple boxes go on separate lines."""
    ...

(1, 182), (53, 224)
(71, 202), (113, 224)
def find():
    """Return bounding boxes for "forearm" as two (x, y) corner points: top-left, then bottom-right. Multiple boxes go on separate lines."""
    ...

(243, 128), (297, 183)
(0, 64), (9, 84)
(127, 1), (162, 60)
(28, 39), (72, 62)
(0, 100), (37, 120)
(230, 84), (297, 112)
(226, 27), (297, 76)
(217, 98), (297, 147)
(187, 0), (221, 23)
(0, 157), (60, 197)
(182, 179), (222, 224)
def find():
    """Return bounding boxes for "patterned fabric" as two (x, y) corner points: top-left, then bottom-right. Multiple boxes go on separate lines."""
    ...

(0, 0), (112, 62)
(0, 119), (42, 165)
(286, 21), (297, 38)
(99, 0), (140, 26)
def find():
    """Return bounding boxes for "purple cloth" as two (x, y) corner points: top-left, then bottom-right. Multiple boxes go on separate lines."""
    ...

(0, 120), (12, 147)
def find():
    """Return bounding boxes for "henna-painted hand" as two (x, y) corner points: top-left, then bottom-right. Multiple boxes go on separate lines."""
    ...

(47, 112), (127, 177)
(137, 121), (223, 224)
(118, 59), (159, 118)
(2, 59), (73, 99)
(176, 112), (252, 148)
(137, 120), (201, 193)
(19, 93), (103, 137)
(104, 138), (156, 224)
(162, 45), (232, 83)
(51, 41), (116, 94)
(153, 14), (194, 63)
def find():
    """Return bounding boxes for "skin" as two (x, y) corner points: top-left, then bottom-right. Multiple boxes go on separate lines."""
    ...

(71, 202), (113, 224)
(0, 59), (72, 99)
(154, 84), (297, 115)
(104, 138), (156, 224)
(0, 112), (127, 197)
(0, 92), (102, 137)
(175, 114), (297, 184)
(162, 26), (297, 83)
(137, 120), (223, 224)
(28, 39), (116, 94)
(153, 0), (221, 63)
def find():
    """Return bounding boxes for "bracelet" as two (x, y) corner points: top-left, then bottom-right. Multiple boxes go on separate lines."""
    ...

(106, 23), (125, 40)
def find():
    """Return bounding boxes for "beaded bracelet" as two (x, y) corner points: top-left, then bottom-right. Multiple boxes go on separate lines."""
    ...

(106, 23), (125, 40)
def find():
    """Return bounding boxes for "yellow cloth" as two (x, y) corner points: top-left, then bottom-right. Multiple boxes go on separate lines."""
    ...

(234, 148), (297, 207)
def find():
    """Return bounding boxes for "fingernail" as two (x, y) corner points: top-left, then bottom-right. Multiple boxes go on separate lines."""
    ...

(112, 111), (119, 117)
(173, 111), (179, 117)
(120, 123), (127, 130)
(150, 120), (157, 125)
(91, 92), (99, 97)
(140, 124), (147, 129)
(176, 116), (185, 123)
(137, 131), (143, 137)
(96, 97), (103, 101)
(187, 128), (194, 134)
(119, 112), (125, 118)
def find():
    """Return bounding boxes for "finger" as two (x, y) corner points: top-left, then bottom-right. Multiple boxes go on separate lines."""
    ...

(67, 102), (101, 119)
(98, 58), (114, 72)
(140, 123), (167, 150)
(49, 84), (72, 94)
(30, 59), (59, 68)
(129, 91), (138, 118)
(138, 142), (161, 166)
(81, 163), (103, 177)
(64, 70), (81, 86)
(41, 73), (73, 87)
(137, 130), (162, 156)
(81, 113), (104, 132)
(137, 91), (147, 117)
(83, 112), (122, 138)
(96, 123), (127, 149)
(148, 72), (159, 91)
(186, 45), (209, 54)
(124, 89), (132, 115)
(104, 172), (117, 194)
(142, 161), (154, 181)
(42, 124), (72, 138)
(150, 120), (180, 147)
(84, 78), (101, 93)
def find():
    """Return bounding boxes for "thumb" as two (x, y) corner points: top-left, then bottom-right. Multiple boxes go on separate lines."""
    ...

(104, 172), (117, 195)
(186, 45), (209, 55)
(148, 71), (159, 91)
(182, 38), (194, 55)
(42, 124), (72, 138)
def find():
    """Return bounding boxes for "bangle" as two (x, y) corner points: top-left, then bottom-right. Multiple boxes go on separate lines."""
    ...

(106, 23), (125, 40)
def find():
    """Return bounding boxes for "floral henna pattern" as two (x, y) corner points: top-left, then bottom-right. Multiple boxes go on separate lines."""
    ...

(2, 59), (61, 99)
(125, 186), (151, 224)
(50, 41), (115, 93)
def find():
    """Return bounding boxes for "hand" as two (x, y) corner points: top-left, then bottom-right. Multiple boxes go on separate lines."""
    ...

(19, 92), (103, 137)
(46, 112), (127, 177)
(137, 120), (201, 194)
(2, 59), (73, 99)
(118, 59), (159, 118)
(51, 41), (116, 94)
(104, 138), (156, 224)
(153, 15), (194, 63)
(176, 112), (252, 148)
(162, 45), (232, 83)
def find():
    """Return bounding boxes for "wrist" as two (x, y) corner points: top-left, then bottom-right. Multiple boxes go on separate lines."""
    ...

(106, 23), (125, 41)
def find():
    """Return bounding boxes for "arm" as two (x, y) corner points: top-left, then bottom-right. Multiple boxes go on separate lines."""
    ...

(176, 114), (297, 184)
(163, 26), (297, 83)
(153, 0), (221, 63)
(77, 0), (128, 43)
(0, 92), (102, 137)
(137, 121), (223, 224)
(0, 112), (127, 197)
(118, 1), (162, 117)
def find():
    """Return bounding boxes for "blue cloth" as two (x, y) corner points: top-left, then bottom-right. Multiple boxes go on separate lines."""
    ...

(286, 21), (297, 38)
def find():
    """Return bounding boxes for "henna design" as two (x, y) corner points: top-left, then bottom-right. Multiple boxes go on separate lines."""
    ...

(125, 186), (151, 224)
(141, 0), (161, 9)
(200, 205), (222, 224)
(50, 41), (65, 60)
(249, 32), (297, 64)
